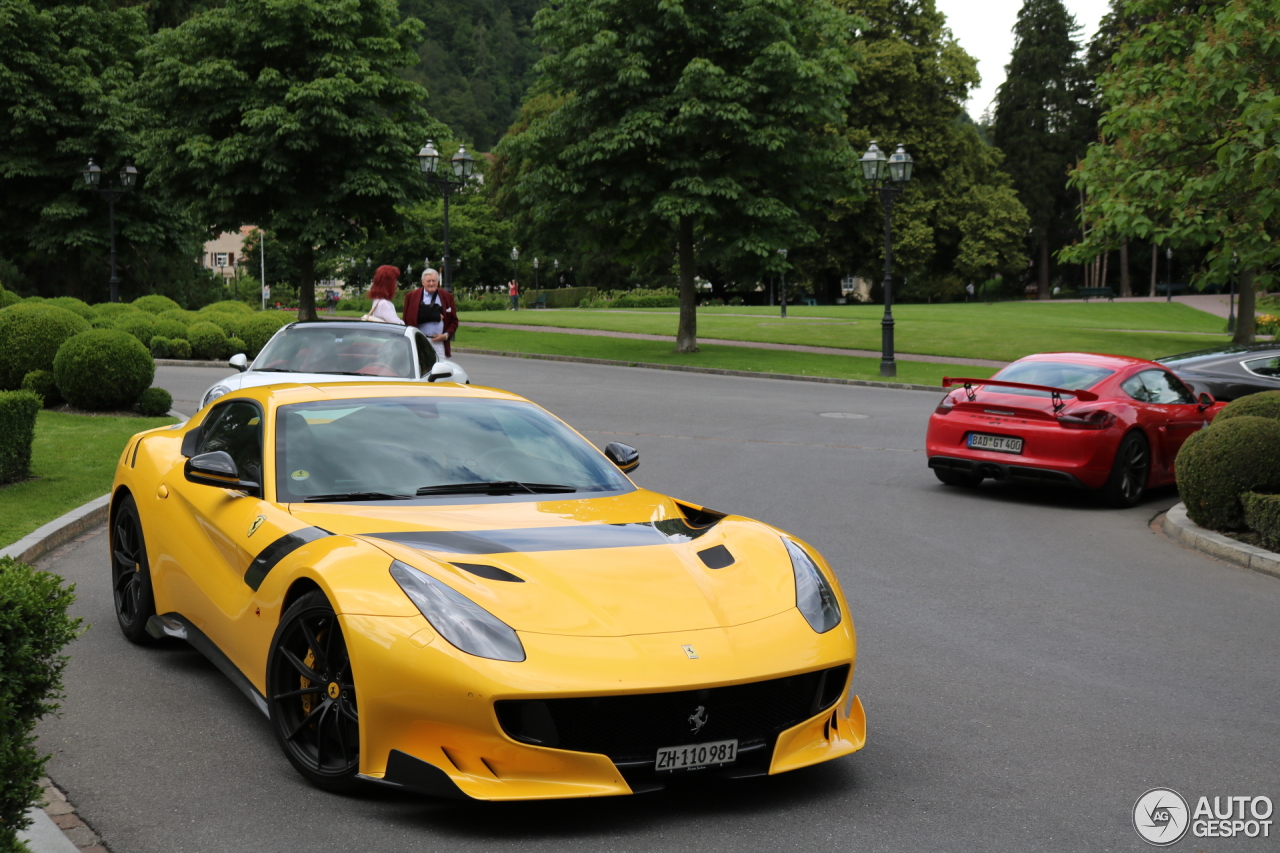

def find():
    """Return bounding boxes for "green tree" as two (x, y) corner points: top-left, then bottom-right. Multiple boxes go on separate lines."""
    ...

(501, 0), (861, 352)
(1069, 0), (1279, 342)
(992, 0), (1092, 299)
(0, 0), (206, 302)
(136, 0), (443, 321)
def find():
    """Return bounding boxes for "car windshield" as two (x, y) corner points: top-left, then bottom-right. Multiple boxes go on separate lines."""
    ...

(987, 361), (1114, 398)
(275, 397), (633, 502)
(254, 327), (415, 378)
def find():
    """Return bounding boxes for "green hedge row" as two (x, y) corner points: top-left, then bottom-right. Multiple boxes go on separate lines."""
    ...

(1242, 492), (1280, 551)
(522, 286), (598, 309)
(0, 390), (40, 485)
(0, 556), (80, 851)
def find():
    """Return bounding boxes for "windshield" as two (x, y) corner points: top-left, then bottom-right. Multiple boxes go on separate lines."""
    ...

(254, 327), (415, 378)
(987, 361), (1114, 398)
(275, 397), (633, 502)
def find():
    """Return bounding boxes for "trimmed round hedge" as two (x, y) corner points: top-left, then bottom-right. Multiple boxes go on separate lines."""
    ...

(200, 300), (254, 315)
(149, 336), (172, 358)
(1176, 415), (1280, 530)
(131, 294), (181, 314)
(91, 302), (139, 318)
(1216, 390), (1280, 422)
(201, 311), (246, 338)
(169, 338), (192, 359)
(112, 313), (157, 345)
(241, 313), (290, 357)
(152, 318), (188, 340)
(136, 386), (173, 417)
(226, 336), (248, 357)
(43, 296), (94, 320)
(0, 303), (91, 390)
(20, 369), (60, 407)
(187, 321), (228, 360)
(156, 308), (198, 326)
(53, 329), (155, 410)
(0, 290), (20, 309)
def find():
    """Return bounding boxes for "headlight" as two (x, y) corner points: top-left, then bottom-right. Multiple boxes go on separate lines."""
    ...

(784, 539), (841, 633)
(202, 385), (231, 408)
(390, 560), (525, 662)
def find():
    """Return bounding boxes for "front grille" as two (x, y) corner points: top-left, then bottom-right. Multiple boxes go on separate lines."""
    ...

(495, 665), (849, 765)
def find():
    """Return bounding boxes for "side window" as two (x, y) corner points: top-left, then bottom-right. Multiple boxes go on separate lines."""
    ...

(1245, 356), (1280, 377)
(1144, 370), (1196, 404)
(198, 401), (263, 483)
(413, 332), (437, 377)
(1121, 374), (1156, 403)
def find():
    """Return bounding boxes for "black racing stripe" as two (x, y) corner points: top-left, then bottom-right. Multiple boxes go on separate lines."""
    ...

(244, 527), (332, 590)
(368, 519), (717, 556)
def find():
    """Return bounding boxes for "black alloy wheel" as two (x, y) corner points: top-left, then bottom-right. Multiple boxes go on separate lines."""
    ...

(1100, 431), (1150, 508)
(110, 494), (157, 644)
(267, 591), (360, 792)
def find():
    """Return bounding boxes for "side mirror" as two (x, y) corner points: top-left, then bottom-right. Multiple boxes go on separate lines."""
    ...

(426, 362), (455, 383)
(184, 450), (260, 496)
(229, 353), (248, 372)
(604, 441), (639, 473)
(1198, 391), (1214, 411)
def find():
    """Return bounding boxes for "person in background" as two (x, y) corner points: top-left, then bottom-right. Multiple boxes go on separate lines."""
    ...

(508, 278), (519, 311)
(403, 267), (458, 358)
(362, 265), (404, 324)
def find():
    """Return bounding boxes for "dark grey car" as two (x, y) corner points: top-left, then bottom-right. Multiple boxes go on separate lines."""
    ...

(1157, 343), (1280, 401)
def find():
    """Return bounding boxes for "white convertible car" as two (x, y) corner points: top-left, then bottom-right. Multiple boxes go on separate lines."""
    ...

(200, 320), (471, 409)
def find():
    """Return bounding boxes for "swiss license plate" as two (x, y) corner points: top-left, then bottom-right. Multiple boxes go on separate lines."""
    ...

(968, 433), (1023, 454)
(654, 739), (738, 772)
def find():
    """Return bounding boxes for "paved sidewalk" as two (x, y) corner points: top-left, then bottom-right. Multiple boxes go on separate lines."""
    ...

(466, 322), (1010, 368)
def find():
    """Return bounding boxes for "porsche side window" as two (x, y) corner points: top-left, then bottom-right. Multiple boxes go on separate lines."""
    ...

(413, 333), (437, 377)
(1139, 370), (1196, 405)
(199, 401), (264, 484)
(1121, 374), (1157, 403)
(1244, 357), (1280, 377)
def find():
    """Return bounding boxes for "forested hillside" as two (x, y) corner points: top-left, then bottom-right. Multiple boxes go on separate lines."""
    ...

(399, 0), (541, 150)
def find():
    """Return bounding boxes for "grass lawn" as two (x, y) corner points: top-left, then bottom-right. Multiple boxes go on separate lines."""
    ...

(0, 411), (176, 549)
(457, 326), (993, 387)
(458, 302), (1231, 363)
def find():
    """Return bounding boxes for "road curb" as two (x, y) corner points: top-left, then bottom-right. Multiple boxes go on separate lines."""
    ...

(154, 358), (229, 368)
(0, 494), (110, 565)
(453, 348), (943, 392)
(1162, 502), (1280, 580)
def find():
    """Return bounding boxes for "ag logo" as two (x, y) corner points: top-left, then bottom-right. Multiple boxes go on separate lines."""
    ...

(1133, 787), (1190, 846)
(247, 515), (266, 537)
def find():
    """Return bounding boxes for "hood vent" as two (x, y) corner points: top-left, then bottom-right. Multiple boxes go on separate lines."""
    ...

(452, 562), (524, 583)
(697, 544), (734, 569)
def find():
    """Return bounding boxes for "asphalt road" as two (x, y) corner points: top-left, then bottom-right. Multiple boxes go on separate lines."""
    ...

(36, 356), (1280, 852)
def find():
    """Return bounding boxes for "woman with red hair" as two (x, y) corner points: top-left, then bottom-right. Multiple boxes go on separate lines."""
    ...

(362, 265), (405, 324)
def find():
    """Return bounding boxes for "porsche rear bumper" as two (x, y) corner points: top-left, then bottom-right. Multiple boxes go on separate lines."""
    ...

(343, 608), (862, 800)
(926, 411), (1119, 489)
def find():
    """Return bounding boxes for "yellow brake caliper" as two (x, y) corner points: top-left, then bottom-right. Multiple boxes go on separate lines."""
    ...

(300, 647), (316, 715)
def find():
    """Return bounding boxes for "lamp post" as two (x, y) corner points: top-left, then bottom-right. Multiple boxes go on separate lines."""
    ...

(777, 249), (788, 319)
(1166, 246), (1173, 303)
(533, 257), (540, 302)
(510, 246), (519, 310)
(554, 259), (559, 287)
(859, 141), (914, 378)
(417, 141), (475, 293)
(81, 159), (138, 303)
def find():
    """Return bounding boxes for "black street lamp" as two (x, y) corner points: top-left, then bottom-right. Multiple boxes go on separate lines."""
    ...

(533, 257), (540, 301)
(510, 246), (520, 310)
(82, 159), (138, 303)
(417, 141), (475, 293)
(777, 249), (789, 319)
(859, 141), (914, 378)
(1166, 246), (1173, 303)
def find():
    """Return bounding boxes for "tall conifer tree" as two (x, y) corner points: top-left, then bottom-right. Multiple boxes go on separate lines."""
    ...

(992, 0), (1090, 299)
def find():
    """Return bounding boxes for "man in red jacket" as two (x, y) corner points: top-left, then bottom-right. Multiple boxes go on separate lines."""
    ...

(402, 268), (459, 358)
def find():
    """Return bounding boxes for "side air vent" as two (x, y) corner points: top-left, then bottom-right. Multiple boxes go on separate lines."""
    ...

(674, 501), (727, 528)
(697, 545), (734, 569)
(452, 562), (524, 583)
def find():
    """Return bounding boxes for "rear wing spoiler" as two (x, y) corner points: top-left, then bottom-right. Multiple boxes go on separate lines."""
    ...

(942, 377), (1099, 403)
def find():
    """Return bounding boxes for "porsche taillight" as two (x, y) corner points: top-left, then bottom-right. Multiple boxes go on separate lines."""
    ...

(1058, 409), (1117, 430)
(935, 393), (957, 415)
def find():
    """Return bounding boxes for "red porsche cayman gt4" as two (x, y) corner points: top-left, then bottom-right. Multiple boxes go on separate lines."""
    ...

(926, 352), (1224, 506)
